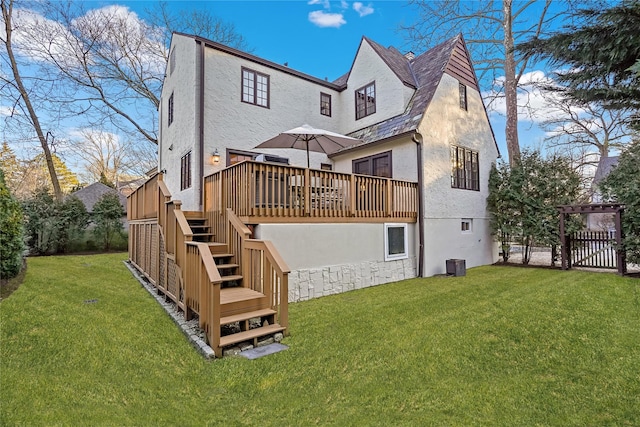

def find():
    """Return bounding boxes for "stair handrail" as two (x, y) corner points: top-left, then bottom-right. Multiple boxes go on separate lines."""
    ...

(185, 241), (223, 355)
(226, 208), (251, 274)
(226, 208), (290, 333)
(244, 239), (290, 332)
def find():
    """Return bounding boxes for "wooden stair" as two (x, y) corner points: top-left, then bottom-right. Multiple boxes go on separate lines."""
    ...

(185, 215), (215, 242)
(206, 238), (286, 353)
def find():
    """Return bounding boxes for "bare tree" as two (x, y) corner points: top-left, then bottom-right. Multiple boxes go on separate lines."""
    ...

(71, 129), (136, 186)
(402, 0), (576, 165)
(1, 0), (63, 200)
(3, 1), (249, 188)
(146, 1), (251, 54)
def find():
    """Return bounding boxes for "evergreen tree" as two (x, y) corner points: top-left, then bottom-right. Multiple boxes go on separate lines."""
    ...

(92, 193), (125, 251)
(519, 1), (640, 124)
(0, 168), (24, 279)
(600, 140), (640, 264)
(488, 150), (582, 265)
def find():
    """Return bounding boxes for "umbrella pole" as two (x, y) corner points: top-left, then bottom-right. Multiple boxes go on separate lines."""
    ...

(306, 139), (310, 168)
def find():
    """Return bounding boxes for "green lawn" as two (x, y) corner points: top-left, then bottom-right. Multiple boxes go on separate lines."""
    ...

(1, 254), (639, 426)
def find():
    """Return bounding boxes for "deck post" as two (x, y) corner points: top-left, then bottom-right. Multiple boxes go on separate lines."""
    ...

(304, 168), (311, 217)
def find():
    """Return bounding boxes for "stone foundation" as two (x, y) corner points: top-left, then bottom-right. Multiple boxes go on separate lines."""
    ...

(287, 257), (416, 302)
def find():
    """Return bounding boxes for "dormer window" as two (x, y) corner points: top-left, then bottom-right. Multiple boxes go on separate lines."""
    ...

(355, 82), (376, 120)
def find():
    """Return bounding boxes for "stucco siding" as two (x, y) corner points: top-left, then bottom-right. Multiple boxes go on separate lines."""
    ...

(339, 40), (415, 133)
(196, 48), (347, 187)
(331, 136), (418, 182)
(159, 35), (199, 208)
(418, 73), (499, 275)
(255, 222), (417, 302)
(423, 218), (497, 276)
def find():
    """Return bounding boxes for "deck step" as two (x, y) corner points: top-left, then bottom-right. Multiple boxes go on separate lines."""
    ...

(221, 274), (243, 282)
(220, 287), (264, 305)
(212, 252), (235, 259)
(216, 263), (239, 270)
(220, 308), (277, 326)
(219, 324), (286, 348)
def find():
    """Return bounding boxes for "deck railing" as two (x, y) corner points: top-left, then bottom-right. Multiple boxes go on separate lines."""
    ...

(227, 209), (290, 332)
(203, 161), (418, 224)
(128, 172), (290, 355)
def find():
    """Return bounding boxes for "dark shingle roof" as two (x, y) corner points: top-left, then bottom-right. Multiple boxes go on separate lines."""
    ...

(69, 182), (127, 213)
(334, 35), (463, 153)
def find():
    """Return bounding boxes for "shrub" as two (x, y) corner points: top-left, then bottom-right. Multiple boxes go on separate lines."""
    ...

(0, 168), (24, 279)
(22, 190), (89, 255)
(56, 196), (89, 253)
(600, 140), (640, 264)
(92, 193), (125, 251)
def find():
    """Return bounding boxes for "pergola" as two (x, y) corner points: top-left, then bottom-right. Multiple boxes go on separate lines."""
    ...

(558, 203), (626, 275)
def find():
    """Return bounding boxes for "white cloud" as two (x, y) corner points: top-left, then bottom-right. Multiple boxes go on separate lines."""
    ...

(353, 2), (374, 17)
(0, 106), (14, 117)
(308, 10), (347, 28)
(308, 0), (331, 8)
(341, 0), (349, 9)
(483, 70), (585, 124)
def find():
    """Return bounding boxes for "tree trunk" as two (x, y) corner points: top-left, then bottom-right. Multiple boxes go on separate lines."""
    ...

(503, 0), (521, 166)
(2, 0), (63, 201)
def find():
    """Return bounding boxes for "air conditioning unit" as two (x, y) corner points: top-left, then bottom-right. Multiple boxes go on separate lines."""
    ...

(255, 154), (289, 165)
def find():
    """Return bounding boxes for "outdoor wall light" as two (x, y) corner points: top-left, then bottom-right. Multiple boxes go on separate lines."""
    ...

(211, 149), (220, 164)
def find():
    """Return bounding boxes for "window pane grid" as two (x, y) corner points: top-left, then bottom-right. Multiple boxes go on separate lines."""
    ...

(242, 68), (269, 108)
(355, 82), (375, 120)
(451, 146), (479, 191)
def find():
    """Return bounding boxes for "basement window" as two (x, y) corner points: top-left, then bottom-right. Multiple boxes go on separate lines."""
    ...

(384, 223), (408, 261)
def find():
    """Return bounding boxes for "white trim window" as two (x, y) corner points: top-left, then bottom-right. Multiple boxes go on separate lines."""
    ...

(461, 218), (473, 234)
(384, 223), (408, 261)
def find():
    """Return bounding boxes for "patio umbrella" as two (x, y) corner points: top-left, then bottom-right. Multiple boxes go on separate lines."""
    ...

(254, 124), (361, 168)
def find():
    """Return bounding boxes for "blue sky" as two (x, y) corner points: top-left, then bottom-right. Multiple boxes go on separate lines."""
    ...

(109, 0), (551, 159)
(123, 0), (416, 82)
(5, 0), (568, 168)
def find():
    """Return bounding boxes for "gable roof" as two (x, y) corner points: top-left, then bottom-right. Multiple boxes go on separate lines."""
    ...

(334, 34), (473, 154)
(593, 156), (619, 185)
(174, 32), (346, 91)
(69, 182), (127, 213)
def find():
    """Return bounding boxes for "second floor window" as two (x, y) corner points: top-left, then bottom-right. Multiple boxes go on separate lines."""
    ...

(180, 151), (192, 190)
(355, 82), (376, 120)
(242, 67), (269, 108)
(451, 145), (479, 191)
(320, 92), (332, 116)
(168, 93), (174, 126)
(352, 151), (391, 178)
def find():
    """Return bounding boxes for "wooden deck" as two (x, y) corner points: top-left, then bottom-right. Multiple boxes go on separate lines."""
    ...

(127, 164), (419, 357)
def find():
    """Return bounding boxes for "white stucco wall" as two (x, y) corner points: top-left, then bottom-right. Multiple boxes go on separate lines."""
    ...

(331, 136), (418, 182)
(254, 223), (417, 302)
(418, 73), (500, 275)
(338, 40), (415, 133)
(159, 35), (200, 209)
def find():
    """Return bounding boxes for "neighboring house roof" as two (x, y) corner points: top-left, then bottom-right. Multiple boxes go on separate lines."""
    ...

(69, 182), (127, 213)
(593, 156), (619, 185)
(333, 34), (494, 155)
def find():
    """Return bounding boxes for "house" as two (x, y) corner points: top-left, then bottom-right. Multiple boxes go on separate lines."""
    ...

(70, 182), (127, 216)
(128, 32), (499, 356)
(586, 156), (619, 231)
